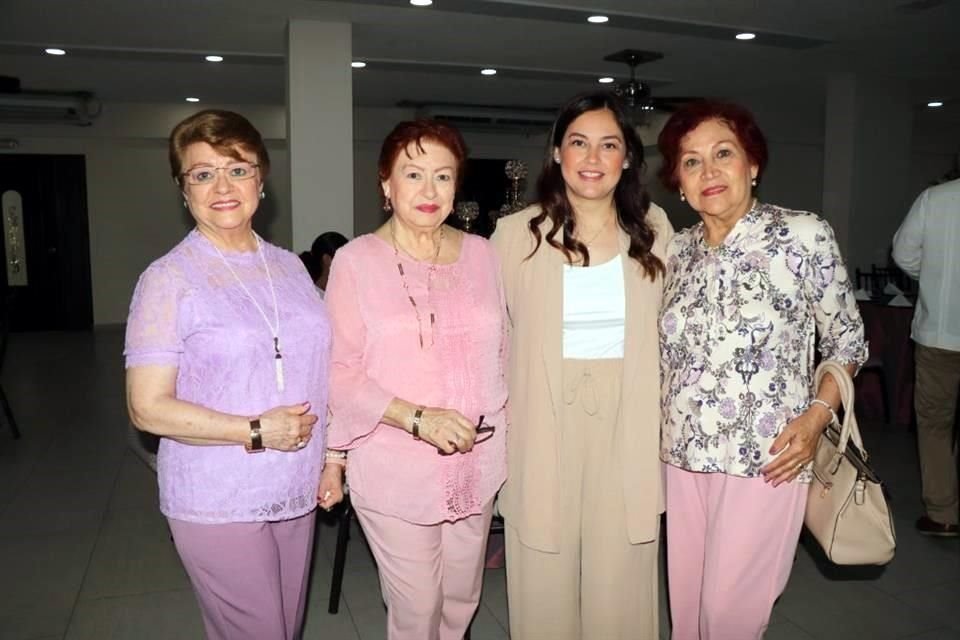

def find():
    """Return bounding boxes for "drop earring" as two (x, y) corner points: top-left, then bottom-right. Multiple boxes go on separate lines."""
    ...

(751, 178), (757, 187)
(383, 198), (393, 213)
(622, 161), (630, 169)
(553, 153), (561, 164)
(182, 199), (188, 209)
(679, 191), (686, 202)
(259, 191), (266, 200)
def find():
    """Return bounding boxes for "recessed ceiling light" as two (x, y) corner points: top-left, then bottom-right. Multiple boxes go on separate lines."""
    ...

(587, 15), (609, 24)
(598, 77), (615, 84)
(409, 0), (433, 6)
(185, 97), (200, 103)
(205, 55), (224, 62)
(45, 48), (66, 56)
(480, 68), (497, 76)
(735, 32), (756, 40)
(927, 101), (944, 108)
(351, 61), (367, 68)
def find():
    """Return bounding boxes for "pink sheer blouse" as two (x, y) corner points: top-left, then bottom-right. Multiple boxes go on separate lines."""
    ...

(325, 233), (508, 524)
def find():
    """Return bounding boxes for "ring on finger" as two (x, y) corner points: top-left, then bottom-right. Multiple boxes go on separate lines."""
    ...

(296, 438), (306, 449)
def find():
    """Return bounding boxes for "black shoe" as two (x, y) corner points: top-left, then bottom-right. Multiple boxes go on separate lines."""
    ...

(915, 515), (959, 537)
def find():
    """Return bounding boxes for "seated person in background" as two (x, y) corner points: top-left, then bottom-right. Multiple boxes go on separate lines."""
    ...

(309, 231), (349, 296)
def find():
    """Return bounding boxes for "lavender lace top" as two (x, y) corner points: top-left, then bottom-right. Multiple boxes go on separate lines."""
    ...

(659, 203), (868, 479)
(124, 230), (331, 523)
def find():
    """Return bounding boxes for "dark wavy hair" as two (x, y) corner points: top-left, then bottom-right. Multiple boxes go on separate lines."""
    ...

(657, 101), (768, 192)
(528, 91), (663, 279)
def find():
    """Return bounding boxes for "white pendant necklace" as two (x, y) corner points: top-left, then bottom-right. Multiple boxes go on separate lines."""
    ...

(208, 231), (285, 391)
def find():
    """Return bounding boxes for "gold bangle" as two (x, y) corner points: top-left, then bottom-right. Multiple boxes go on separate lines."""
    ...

(411, 406), (425, 440)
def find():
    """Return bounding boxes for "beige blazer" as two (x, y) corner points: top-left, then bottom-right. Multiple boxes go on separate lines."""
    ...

(491, 203), (674, 552)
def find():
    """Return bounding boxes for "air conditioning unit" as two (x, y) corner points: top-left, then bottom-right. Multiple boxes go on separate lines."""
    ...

(0, 91), (100, 126)
(399, 101), (555, 134)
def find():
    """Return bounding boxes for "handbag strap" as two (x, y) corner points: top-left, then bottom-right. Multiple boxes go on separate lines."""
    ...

(812, 360), (866, 455)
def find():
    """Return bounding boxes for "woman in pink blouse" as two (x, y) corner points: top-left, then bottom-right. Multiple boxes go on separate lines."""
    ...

(125, 110), (330, 640)
(657, 101), (867, 639)
(320, 120), (508, 640)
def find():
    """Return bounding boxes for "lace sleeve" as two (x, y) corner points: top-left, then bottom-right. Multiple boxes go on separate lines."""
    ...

(124, 262), (186, 368)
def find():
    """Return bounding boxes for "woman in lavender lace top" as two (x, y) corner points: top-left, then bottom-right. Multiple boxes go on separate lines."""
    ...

(656, 102), (867, 639)
(124, 110), (331, 640)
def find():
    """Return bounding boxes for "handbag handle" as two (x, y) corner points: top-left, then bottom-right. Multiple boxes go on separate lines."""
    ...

(812, 360), (866, 457)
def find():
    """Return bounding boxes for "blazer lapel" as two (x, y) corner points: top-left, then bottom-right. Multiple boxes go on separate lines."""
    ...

(540, 240), (564, 419)
(620, 230), (648, 396)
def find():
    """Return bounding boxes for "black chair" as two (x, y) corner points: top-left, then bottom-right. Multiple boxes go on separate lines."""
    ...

(0, 292), (20, 439)
(327, 494), (505, 640)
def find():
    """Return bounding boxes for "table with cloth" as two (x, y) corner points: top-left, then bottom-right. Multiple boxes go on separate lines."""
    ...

(856, 299), (915, 427)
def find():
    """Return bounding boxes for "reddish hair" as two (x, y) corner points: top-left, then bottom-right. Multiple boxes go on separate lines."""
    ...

(657, 101), (768, 191)
(377, 119), (468, 200)
(169, 109), (270, 184)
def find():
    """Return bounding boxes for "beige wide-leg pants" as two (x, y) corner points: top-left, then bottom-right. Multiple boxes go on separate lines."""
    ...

(505, 358), (660, 640)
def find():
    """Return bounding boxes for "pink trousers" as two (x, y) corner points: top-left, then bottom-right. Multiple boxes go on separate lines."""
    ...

(353, 499), (494, 640)
(168, 511), (316, 640)
(664, 464), (807, 640)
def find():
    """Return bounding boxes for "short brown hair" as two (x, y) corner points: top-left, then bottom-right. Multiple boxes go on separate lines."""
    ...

(169, 109), (270, 184)
(377, 120), (468, 201)
(657, 101), (767, 192)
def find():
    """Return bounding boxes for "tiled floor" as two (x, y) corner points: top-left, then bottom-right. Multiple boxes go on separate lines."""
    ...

(0, 327), (957, 639)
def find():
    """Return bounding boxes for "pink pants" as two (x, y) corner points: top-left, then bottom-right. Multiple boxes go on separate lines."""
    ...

(353, 499), (494, 640)
(168, 511), (316, 640)
(665, 464), (807, 640)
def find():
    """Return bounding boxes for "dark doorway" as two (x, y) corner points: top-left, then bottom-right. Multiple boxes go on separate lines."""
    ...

(0, 154), (93, 331)
(450, 158), (511, 239)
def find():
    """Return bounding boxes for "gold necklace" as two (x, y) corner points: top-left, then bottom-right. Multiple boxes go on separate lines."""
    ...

(390, 220), (444, 349)
(576, 212), (614, 246)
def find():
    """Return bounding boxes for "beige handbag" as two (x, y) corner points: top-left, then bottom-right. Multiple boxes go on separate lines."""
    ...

(804, 361), (896, 565)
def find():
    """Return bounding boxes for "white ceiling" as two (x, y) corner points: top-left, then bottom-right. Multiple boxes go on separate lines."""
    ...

(0, 0), (958, 119)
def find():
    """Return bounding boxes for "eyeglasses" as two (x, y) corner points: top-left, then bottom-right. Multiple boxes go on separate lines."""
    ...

(438, 415), (496, 455)
(181, 162), (260, 186)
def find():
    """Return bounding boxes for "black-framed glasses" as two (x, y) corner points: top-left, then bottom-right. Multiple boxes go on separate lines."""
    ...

(438, 415), (495, 455)
(181, 162), (260, 186)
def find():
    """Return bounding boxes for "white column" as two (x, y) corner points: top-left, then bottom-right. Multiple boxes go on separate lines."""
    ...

(822, 73), (914, 271)
(822, 73), (857, 259)
(286, 20), (353, 251)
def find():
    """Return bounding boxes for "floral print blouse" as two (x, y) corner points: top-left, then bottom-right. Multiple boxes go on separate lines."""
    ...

(659, 202), (868, 479)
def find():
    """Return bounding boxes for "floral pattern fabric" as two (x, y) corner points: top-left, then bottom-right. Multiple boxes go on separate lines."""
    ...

(659, 202), (868, 478)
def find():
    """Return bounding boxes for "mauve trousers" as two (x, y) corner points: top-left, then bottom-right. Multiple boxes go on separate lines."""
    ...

(168, 511), (316, 640)
(665, 464), (807, 640)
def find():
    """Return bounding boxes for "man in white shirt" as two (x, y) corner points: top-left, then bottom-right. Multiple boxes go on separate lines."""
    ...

(892, 177), (960, 537)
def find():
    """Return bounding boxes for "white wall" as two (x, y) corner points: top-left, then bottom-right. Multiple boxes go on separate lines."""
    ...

(4, 96), (953, 325)
(0, 103), (291, 326)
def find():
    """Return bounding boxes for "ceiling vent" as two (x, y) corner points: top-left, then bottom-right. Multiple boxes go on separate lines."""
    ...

(399, 101), (555, 134)
(0, 77), (100, 126)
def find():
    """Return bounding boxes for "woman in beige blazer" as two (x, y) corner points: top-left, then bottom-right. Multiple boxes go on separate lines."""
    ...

(491, 92), (673, 640)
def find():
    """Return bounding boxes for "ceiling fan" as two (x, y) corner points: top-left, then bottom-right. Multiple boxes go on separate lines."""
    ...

(603, 49), (701, 114)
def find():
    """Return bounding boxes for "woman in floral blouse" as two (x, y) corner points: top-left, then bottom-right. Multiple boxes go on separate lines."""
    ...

(656, 101), (867, 639)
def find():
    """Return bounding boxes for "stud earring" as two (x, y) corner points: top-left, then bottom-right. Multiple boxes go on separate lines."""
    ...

(751, 178), (757, 187)
(622, 161), (630, 169)
(182, 199), (188, 209)
(679, 192), (686, 202)
(259, 191), (266, 200)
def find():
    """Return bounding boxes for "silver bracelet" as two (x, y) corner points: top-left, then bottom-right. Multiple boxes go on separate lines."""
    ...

(809, 398), (839, 426)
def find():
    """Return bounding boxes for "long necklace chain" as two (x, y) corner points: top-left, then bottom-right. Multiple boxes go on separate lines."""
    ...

(390, 219), (444, 349)
(208, 231), (285, 391)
